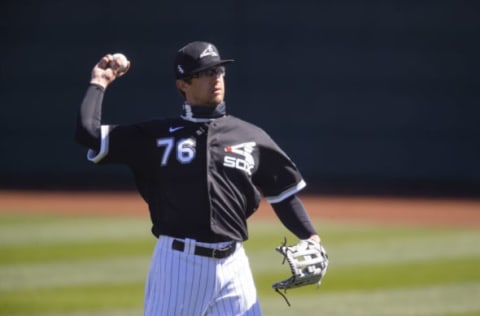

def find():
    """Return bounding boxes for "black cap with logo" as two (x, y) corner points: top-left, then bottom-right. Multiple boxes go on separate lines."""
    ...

(175, 41), (234, 79)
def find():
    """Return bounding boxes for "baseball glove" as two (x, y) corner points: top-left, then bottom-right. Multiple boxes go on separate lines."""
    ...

(272, 238), (329, 305)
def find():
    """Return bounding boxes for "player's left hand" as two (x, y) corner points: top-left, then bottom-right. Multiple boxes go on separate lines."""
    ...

(272, 238), (329, 304)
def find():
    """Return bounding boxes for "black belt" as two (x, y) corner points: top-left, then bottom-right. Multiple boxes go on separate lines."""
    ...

(172, 239), (236, 259)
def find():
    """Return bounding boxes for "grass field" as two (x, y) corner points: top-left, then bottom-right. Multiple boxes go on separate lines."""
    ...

(1, 212), (479, 316)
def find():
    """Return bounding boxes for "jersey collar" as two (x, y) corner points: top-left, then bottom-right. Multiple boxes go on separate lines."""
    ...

(181, 102), (226, 123)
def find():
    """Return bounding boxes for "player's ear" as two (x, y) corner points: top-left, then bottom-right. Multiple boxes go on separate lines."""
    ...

(176, 79), (188, 94)
(176, 79), (189, 98)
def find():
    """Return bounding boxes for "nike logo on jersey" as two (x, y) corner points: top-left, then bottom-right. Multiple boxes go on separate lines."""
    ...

(169, 126), (184, 133)
(223, 142), (256, 175)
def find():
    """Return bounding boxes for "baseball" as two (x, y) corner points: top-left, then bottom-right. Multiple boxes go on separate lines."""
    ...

(111, 53), (129, 72)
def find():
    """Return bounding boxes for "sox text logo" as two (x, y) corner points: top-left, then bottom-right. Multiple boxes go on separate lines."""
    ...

(223, 142), (256, 175)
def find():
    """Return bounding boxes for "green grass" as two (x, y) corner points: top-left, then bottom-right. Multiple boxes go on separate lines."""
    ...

(0, 212), (479, 316)
(1, 240), (153, 264)
(1, 284), (144, 313)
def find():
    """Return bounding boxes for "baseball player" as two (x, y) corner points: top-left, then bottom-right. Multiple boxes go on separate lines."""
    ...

(75, 41), (326, 315)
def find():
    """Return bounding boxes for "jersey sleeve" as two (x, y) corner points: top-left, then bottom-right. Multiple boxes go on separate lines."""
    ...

(86, 123), (150, 165)
(252, 134), (306, 203)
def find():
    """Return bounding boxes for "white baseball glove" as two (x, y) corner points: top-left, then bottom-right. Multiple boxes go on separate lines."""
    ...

(272, 238), (329, 305)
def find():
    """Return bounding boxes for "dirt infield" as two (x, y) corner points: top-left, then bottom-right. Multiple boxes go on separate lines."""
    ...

(1, 190), (479, 227)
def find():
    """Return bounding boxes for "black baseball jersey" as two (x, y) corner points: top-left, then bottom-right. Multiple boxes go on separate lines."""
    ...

(77, 85), (307, 242)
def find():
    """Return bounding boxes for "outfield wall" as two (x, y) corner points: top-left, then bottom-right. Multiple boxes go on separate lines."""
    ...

(2, 1), (479, 196)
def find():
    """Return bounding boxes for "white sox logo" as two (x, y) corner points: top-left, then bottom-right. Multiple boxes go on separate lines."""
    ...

(223, 142), (256, 175)
(200, 44), (218, 58)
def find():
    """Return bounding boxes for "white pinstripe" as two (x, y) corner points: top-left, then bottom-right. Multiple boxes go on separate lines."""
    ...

(144, 236), (262, 316)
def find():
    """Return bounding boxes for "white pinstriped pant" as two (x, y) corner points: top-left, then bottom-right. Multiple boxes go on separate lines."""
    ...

(144, 236), (262, 316)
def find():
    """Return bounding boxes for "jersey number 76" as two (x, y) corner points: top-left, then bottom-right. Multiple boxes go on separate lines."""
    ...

(156, 137), (196, 166)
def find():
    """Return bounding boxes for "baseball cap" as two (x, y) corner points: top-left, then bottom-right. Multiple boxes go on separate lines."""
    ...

(175, 41), (234, 79)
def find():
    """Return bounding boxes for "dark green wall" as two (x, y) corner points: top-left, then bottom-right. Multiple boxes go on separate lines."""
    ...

(2, 1), (479, 196)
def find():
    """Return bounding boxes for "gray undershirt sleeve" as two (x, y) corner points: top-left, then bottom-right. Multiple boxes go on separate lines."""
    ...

(271, 195), (317, 239)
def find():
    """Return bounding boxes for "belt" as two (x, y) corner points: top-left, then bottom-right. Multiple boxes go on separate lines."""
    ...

(172, 239), (236, 259)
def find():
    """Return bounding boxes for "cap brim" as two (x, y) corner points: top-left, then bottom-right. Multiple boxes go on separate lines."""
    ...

(191, 59), (235, 75)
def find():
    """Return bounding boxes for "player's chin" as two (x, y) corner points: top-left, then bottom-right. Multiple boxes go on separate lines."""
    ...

(210, 92), (224, 105)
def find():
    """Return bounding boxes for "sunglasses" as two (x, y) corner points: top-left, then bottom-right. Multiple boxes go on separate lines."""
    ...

(190, 66), (226, 79)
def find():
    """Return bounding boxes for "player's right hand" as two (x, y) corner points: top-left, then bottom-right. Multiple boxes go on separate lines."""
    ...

(90, 54), (130, 89)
